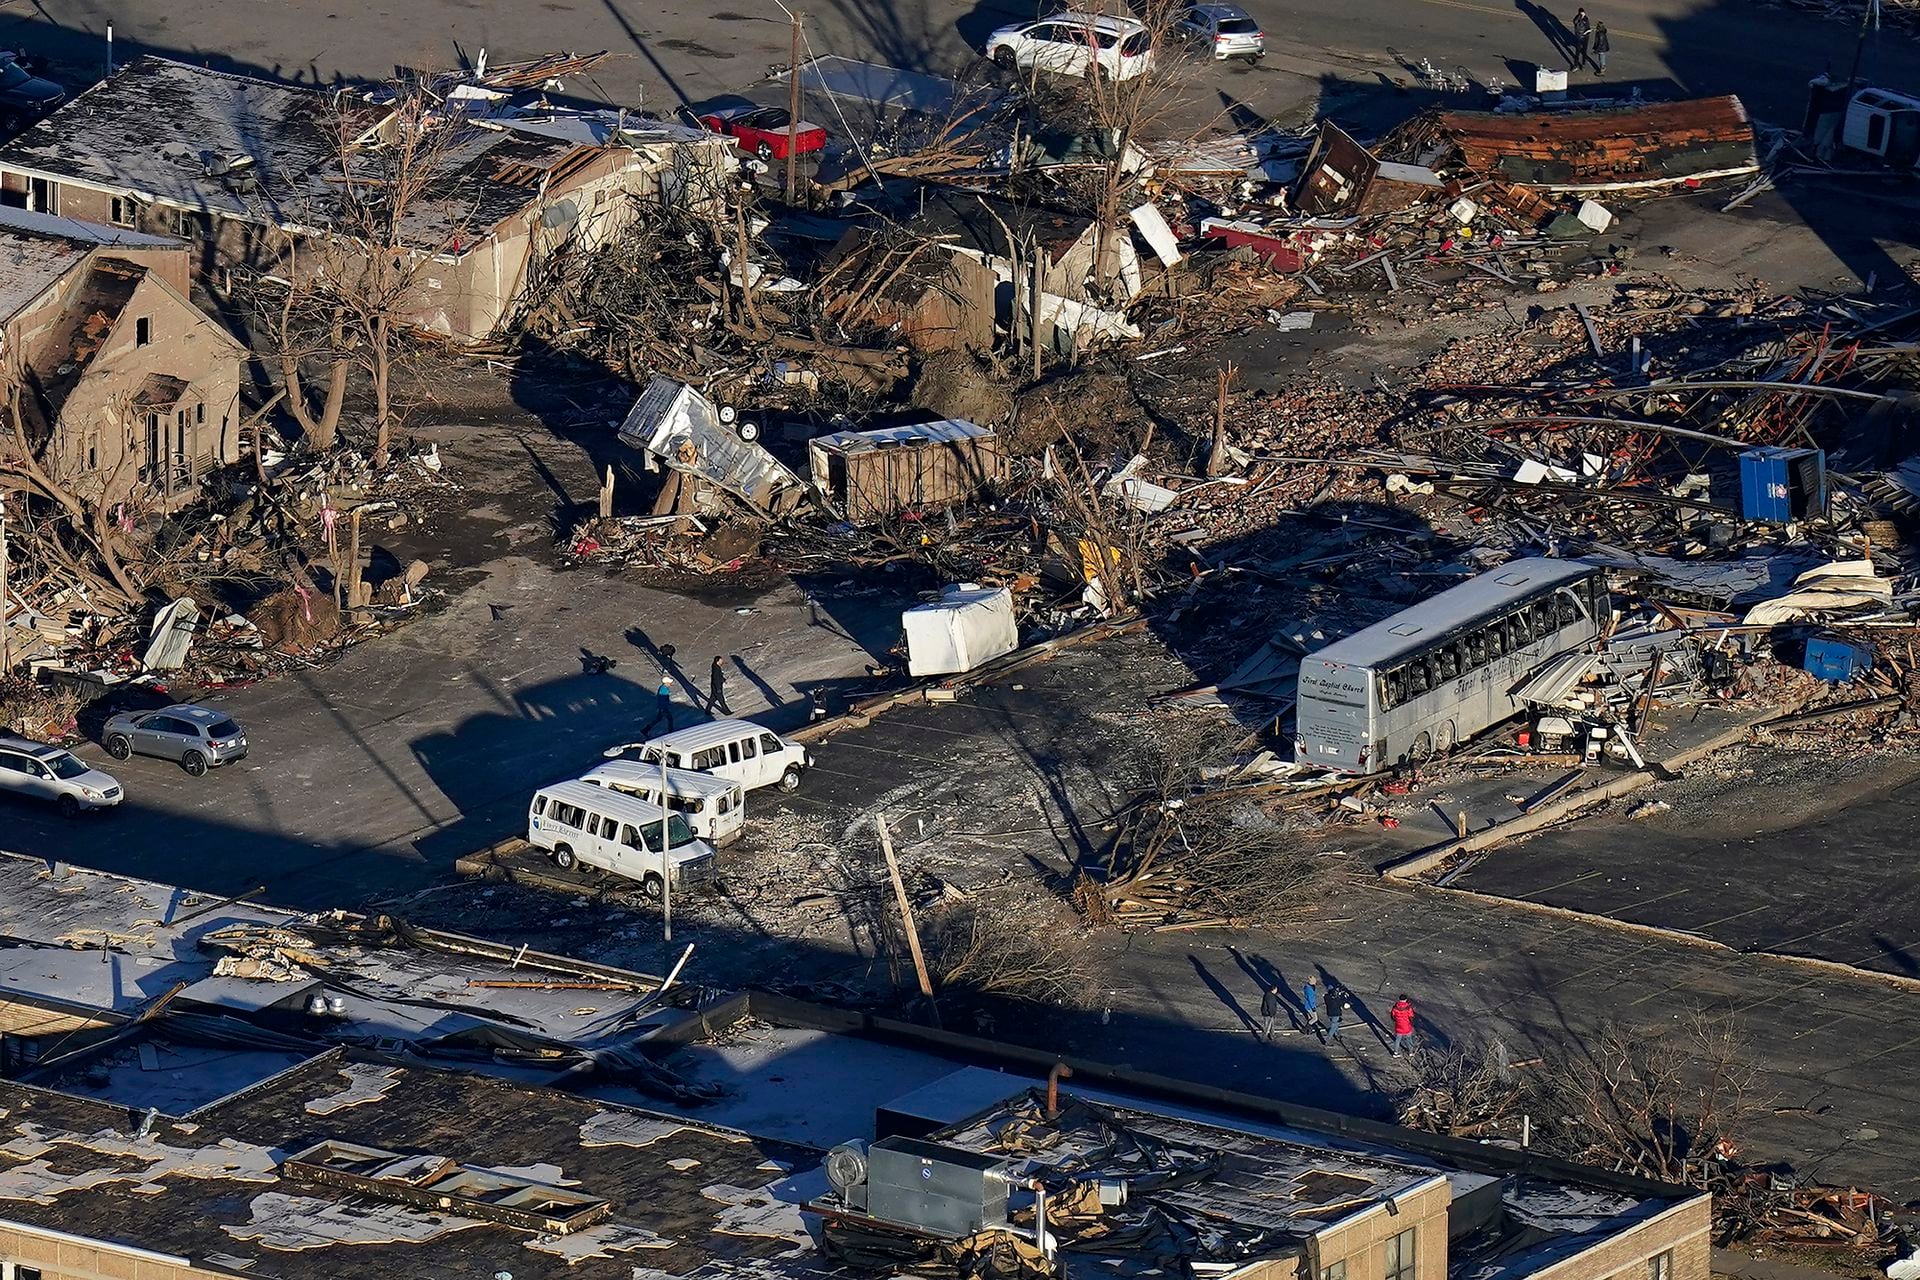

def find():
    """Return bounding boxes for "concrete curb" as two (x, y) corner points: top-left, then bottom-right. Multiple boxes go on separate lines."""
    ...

(1377, 701), (1805, 880)
(790, 613), (1147, 746)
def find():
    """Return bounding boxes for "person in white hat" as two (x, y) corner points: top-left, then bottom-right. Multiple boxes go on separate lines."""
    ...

(645, 675), (677, 735)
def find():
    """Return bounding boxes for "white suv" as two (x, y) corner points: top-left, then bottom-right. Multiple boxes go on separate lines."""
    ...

(0, 735), (122, 817)
(986, 13), (1154, 81)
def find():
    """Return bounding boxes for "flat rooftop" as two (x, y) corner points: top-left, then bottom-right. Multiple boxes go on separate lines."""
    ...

(0, 1058), (826, 1280)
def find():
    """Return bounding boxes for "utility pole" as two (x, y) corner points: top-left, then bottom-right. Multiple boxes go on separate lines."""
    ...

(660, 745), (673, 945)
(786, 11), (804, 204)
(876, 813), (940, 1027)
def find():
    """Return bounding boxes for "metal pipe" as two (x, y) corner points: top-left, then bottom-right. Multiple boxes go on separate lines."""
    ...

(1030, 1178), (1053, 1262)
(1045, 1063), (1072, 1118)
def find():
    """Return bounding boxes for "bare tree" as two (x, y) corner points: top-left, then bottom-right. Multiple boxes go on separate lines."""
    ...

(927, 894), (1094, 1007)
(1537, 1014), (1757, 1186)
(238, 75), (480, 464)
(0, 379), (150, 611)
(245, 231), (352, 451)
(1096, 719), (1344, 926)
(1023, 1), (1206, 294)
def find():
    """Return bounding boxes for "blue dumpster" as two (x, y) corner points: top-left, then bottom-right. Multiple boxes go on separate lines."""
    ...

(1740, 447), (1828, 522)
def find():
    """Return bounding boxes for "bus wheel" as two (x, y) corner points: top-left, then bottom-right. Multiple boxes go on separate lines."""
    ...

(1411, 731), (1433, 763)
(1435, 722), (1456, 754)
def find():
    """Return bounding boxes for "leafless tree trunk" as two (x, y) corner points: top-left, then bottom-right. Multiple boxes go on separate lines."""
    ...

(1538, 1013), (1757, 1186)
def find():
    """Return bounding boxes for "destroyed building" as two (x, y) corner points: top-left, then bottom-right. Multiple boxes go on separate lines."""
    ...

(0, 206), (245, 506)
(0, 56), (737, 340)
(858, 186), (1151, 352)
(808, 420), (1005, 525)
(0, 854), (1711, 1280)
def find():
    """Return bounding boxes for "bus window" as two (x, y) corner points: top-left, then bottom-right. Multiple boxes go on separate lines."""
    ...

(1465, 629), (1489, 669)
(1437, 645), (1460, 681)
(1382, 670), (1405, 709)
(1532, 599), (1555, 633)
(1407, 660), (1430, 696)
(1488, 619), (1510, 656)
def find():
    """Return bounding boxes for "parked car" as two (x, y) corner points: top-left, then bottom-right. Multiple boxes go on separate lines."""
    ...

(698, 105), (827, 161)
(0, 735), (122, 817)
(102, 704), (248, 776)
(985, 13), (1153, 82)
(1173, 3), (1264, 60)
(606, 718), (812, 793)
(0, 53), (64, 134)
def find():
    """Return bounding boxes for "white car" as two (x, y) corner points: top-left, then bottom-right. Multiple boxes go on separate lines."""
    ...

(0, 735), (122, 817)
(985, 13), (1154, 82)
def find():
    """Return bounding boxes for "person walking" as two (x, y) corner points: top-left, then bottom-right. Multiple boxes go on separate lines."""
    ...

(1259, 983), (1282, 1043)
(1390, 994), (1417, 1057)
(1301, 974), (1322, 1039)
(1569, 6), (1592, 70)
(645, 676), (677, 736)
(708, 656), (732, 716)
(1591, 22), (1610, 74)
(1325, 985), (1349, 1041)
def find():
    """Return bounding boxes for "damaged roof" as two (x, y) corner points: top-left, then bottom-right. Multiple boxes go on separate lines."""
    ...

(0, 205), (178, 322)
(0, 56), (339, 222)
(0, 852), (688, 1063)
(1430, 96), (1758, 191)
(0, 1057), (825, 1280)
(902, 186), (1095, 264)
(0, 56), (628, 249)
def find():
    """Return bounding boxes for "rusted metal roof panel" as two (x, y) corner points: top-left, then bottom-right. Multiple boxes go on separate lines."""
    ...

(1432, 96), (1757, 191)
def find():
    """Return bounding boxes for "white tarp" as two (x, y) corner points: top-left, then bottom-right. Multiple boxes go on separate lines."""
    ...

(1128, 202), (1184, 267)
(1743, 559), (1893, 625)
(903, 585), (1018, 677)
(142, 597), (202, 671)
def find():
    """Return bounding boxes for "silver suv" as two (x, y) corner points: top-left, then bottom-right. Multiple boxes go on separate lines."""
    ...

(1174, 2), (1264, 59)
(0, 736), (123, 817)
(102, 704), (249, 776)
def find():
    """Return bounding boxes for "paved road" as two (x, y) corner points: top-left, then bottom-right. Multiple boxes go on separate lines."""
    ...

(4, 0), (1918, 139)
(2, 418), (906, 910)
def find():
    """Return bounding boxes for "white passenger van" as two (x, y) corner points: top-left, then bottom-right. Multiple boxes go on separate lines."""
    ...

(577, 761), (746, 846)
(606, 718), (812, 793)
(527, 780), (715, 896)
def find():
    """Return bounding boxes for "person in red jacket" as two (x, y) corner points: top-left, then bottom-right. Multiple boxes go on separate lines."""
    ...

(1389, 995), (1417, 1057)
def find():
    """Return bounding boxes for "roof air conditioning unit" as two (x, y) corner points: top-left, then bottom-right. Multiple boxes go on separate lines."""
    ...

(862, 1136), (1011, 1239)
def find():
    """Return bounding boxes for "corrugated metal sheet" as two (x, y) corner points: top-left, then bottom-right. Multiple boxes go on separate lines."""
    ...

(1432, 96), (1758, 191)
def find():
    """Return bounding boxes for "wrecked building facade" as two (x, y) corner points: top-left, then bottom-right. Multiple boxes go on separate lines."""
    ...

(0, 207), (244, 506)
(0, 57), (737, 341)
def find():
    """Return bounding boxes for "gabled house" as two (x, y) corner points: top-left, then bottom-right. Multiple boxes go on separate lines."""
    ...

(0, 57), (736, 340)
(0, 206), (244, 507)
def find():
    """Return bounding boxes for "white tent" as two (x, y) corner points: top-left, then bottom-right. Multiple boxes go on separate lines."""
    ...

(903, 585), (1018, 677)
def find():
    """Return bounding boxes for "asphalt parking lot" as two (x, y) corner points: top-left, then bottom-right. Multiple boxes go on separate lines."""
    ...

(0, 416), (909, 909)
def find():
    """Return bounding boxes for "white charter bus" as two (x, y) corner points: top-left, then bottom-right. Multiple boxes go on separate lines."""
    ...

(1295, 558), (1609, 774)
